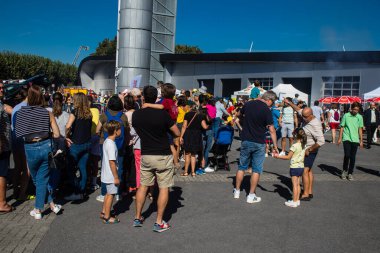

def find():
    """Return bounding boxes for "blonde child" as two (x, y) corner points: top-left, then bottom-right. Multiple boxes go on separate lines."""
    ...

(274, 128), (307, 208)
(100, 120), (121, 223)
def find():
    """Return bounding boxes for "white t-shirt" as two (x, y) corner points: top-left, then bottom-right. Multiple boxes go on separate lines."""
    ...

(329, 109), (340, 123)
(101, 138), (118, 183)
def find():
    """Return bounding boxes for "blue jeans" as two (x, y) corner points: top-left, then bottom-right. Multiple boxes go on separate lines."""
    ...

(238, 141), (266, 174)
(24, 140), (53, 210)
(213, 118), (222, 139)
(202, 129), (213, 166)
(68, 142), (91, 194)
(101, 155), (124, 196)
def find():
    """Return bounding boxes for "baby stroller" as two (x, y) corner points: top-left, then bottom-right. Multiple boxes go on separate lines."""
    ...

(210, 125), (234, 171)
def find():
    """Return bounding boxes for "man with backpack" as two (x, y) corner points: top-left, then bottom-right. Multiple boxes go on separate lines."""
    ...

(96, 95), (129, 202)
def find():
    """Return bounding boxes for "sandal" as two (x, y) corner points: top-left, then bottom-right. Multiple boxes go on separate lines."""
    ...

(191, 173), (196, 177)
(102, 217), (120, 224)
(180, 173), (189, 177)
(0, 204), (15, 214)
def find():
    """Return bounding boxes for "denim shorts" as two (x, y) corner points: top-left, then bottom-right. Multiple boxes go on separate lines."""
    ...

(290, 167), (304, 177)
(304, 152), (318, 169)
(105, 183), (118, 195)
(0, 152), (10, 177)
(238, 141), (266, 174)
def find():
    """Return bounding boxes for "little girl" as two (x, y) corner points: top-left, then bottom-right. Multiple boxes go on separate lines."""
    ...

(274, 128), (307, 208)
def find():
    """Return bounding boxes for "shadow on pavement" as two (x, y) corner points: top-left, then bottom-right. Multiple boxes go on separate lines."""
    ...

(356, 166), (380, 176)
(113, 195), (134, 216)
(141, 186), (184, 222)
(264, 171), (292, 200)
(318, 163), (341, 177)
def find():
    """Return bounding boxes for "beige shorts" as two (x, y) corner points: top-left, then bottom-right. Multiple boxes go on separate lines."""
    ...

(140, 155), (174, 188)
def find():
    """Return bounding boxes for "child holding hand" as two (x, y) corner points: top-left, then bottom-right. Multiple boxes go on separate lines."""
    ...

(274, 128), (307, 208)
(101, 120), (122, 223)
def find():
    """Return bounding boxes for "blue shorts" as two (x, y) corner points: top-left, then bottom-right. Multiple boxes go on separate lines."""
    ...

(0, 152), (11, 177)
(290, 167), (304, 177)
(238, 141), (266, 174)
(304, 152), (318, 169)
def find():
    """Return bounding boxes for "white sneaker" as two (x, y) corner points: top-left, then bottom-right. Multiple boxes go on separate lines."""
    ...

(204, 166), (215, 173)
(287, 200), (300, 206)
(50, 204), (62, 214)
(247, 194), (261, 203)
(233, 189), (240, 199)
(285, 200), (299, 208)
(30, 209), (42, 220)
(115, 195), (120, 202)
(265, 153), (268, 157)
(96, 194), (104, 202)
(279, 151), (286, 156)
(64, 193), (83, 201)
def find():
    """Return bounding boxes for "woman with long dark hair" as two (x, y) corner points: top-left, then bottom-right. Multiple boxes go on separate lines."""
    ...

(65, 93), (92, 201)
(14, 85), (61, 219)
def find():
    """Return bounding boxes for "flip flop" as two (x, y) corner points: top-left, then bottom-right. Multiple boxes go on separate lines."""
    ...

(0, 204), (15, 214)
(180, 173), (189, 177)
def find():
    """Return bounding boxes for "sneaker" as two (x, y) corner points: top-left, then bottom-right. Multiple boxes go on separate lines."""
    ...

(279, 151), (286, 156)
(347, 174), (354, 181)
(153, 221), (171, 233)
(133, 217), (145, 227)
(64, 193), (83, 201)
(233, 189), (240, 199)
(285, 200), (299, 208)
(265, 153), (268, 157)
(96, 194), (105, 202)
(195, 169), (205, 175)
(115, 195), (120, 202)
(246, 194), (261, 204)
(30, 209), (42, 220)
(91, 184), (100, 191)
(50, 204), (62, 214)
(341, 170), (348, 180)
(287, 199), (300, 206)
(204, 166), (215, 173)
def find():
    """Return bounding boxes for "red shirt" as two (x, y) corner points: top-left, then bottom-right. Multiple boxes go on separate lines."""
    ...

(162, 98), (178, 121)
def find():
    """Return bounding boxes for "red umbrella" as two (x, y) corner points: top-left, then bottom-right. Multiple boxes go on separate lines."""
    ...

(349, 96), (362, 103)
(333, 96), (352, 104)
(372, 97), (380, 103)
(319, 97), (335, 104)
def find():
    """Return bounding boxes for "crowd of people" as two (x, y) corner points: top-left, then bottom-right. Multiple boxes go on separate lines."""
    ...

(0, 79), (379, 232)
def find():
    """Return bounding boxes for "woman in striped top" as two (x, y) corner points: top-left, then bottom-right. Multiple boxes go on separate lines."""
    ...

(14, 85), (61, 220)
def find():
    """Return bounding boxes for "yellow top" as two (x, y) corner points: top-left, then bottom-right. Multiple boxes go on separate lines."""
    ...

(177, 106), (188, 123)
(90, 108), (100, 135)
(289, 142), (305, 169)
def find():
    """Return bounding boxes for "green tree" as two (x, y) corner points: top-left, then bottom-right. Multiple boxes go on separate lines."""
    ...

(92, 36), (117, 56)
(175, 44), (203, 54)
(0, 51), (78, 84)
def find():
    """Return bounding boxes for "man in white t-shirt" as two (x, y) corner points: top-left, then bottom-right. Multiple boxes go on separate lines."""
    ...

(279, 98), (298, 155)
(100, 121), (121, 224)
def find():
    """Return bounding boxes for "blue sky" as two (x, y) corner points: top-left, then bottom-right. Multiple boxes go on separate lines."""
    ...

(1, 0), (379, 64)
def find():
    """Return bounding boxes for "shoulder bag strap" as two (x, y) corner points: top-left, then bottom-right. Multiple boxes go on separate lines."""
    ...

(186, 112), (198, 129)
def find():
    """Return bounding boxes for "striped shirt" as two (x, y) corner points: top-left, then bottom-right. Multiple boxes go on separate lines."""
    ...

(15, 106), (50, 138)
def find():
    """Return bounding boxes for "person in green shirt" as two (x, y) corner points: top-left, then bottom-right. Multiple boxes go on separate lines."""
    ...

(337, 102), (364, 180)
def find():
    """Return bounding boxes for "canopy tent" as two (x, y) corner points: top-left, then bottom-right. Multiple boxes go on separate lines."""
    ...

(233, 85), (266, 96)
(271, 84), (308, 104)
(364, 87), (380, 99)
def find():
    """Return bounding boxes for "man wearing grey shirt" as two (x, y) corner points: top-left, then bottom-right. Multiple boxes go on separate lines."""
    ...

(214, 97), (230, 138)
(284, 98), (325, 201)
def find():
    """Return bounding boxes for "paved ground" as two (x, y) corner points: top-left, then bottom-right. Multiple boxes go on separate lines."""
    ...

(1, 132), (380, 253)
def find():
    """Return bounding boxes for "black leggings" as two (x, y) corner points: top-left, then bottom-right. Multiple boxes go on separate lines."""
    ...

(343, 141), (359, 174)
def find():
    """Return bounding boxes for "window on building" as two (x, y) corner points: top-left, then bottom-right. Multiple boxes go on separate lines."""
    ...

(322, 76), (360, 97)
(249, 78), (273, 90)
